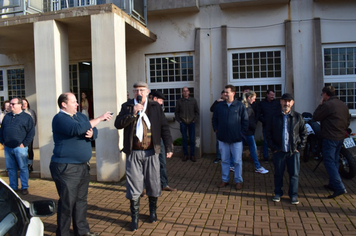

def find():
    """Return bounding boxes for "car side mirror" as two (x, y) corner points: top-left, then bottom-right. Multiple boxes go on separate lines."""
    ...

(30, 200), (56, 217)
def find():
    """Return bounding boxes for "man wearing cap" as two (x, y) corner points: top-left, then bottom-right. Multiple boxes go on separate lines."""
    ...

(313, 85), (350, 198)
(266, 93), (307, 205)
(114, 82), (173, 231)
(175, 87), (199, 162)
(152, 91), (177, 192)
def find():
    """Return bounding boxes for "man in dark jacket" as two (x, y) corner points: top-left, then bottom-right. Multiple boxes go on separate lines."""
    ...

(258, 89), (281, 162)
(313, 86), (350, 198)
(0, 97), (34, 195)
(115, 82), (173, 231)
(266, 93), (307, 205)
(175, 87), (199, 162)
(212, 85), (249, 190)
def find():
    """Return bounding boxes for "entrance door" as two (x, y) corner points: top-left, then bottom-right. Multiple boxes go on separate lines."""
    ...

(69, 62), (93, 118)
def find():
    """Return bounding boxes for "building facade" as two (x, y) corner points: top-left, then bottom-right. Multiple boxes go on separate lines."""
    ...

(1, 0), (355, 181)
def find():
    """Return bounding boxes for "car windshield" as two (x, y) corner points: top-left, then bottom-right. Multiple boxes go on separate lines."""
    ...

(0, 182), (26, 236)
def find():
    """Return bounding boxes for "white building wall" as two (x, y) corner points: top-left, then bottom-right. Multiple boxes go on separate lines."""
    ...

(125, 1), (356, 154)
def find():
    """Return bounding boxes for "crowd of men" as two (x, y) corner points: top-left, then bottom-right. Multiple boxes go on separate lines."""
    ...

(0, 84), (351, 235)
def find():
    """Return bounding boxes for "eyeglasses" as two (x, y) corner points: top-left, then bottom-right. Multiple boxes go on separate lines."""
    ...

(133, 89), (146, 93)
(10, 103), (19, 106)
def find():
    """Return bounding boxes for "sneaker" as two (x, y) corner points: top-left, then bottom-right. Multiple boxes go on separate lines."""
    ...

(213, 158), (221, 164)
(230, 167), (234, 172)
(255, 167), (269, 174)
(272, 195), (281, 202)
(291, 197), (299, 205)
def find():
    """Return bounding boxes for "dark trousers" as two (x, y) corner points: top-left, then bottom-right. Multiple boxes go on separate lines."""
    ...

(180, 122), (195, 156)
(28, 140), (34, 161)
(50, 162), (90, 236)
(159, 139), (168, 188)
(272, 151), (300, 198)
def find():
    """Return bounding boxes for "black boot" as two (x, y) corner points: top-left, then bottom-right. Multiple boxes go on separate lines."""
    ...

(130, 198), (140, 231)
(148, 197), (157, 223)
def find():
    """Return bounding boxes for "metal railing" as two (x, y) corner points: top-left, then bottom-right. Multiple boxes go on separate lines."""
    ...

(0, 0), (42, 16)
(1, 0), (146, 25)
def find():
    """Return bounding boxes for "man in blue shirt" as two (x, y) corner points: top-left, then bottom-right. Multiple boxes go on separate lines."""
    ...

(50, 92), (113, 236)
(0, 97), (34, 195)
(266, 93), (307, 205)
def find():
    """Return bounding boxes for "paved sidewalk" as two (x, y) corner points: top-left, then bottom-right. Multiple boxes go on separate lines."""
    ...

(1, 153), (356, 235)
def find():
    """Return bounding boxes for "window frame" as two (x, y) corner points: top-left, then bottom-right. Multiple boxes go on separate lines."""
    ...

(227, 47), (285, 101)
(146, 52), (195, 114)
(322, 43), (356, 112)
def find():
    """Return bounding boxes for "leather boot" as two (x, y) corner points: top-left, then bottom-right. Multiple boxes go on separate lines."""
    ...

(148, 197), (158, 223)
(130, 198), (140, 231)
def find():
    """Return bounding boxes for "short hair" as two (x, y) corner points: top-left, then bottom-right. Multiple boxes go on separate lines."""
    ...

(322, 85), (335, 97)
(267, 89), (275, 94)
(182, 86), (189, 92)
(58, 93), (70, 109)
(21, 97), (30, 109)
(241, 85), (250, 91)
(225, 84), (236, 93)
(11, 97), (22, 106)
(1, 100), (10, 111)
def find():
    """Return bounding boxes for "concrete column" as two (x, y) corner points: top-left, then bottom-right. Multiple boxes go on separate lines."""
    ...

(91, 13), (126, 182)
(194, 27), (202, 158)
(313, 18), (324, 108)
(221, 25), (228, 86)
(285, 20), (294, 94)
(34, 20), (69, 179)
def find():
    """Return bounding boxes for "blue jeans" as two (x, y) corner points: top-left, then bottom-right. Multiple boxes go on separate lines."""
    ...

(322, 139), (345, 191)
(272, 151), (300, 198)
(5, 146), (29, 190)
(262, 128), (269, 161)
(245, 135), (261, 169)
(180, 122), (195, 156)
(159, 139), (168, 188)
(218, 141), (243, 183)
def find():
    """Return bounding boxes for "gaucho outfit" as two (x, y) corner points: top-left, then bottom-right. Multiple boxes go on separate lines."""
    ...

(114, 98), (173, 231)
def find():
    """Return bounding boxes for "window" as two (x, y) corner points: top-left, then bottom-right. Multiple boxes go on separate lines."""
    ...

(69, 64), (80, 101)
(7, 68), (25, 100)
(147, 53), (194, 113)
(229, 48), (285, 102)
(323, 45), (356, 110)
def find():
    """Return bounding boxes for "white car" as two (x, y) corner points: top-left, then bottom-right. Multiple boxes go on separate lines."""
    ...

(0, 178), (55, 236)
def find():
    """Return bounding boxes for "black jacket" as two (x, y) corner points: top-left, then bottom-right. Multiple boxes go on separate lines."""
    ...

(212, 100), (249, 144)
(258, 98), (281, 127)
(266, 110), (307, 153)
(246, 104), (257, 136)
(114, 99), (173, 155)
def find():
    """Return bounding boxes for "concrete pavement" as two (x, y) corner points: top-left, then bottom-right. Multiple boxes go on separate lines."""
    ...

(1, 151), (356, 235)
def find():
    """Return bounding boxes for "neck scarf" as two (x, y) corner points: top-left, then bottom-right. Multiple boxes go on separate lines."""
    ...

(134, 98), (151, 142)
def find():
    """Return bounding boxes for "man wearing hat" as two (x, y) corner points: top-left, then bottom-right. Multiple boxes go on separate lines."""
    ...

(152, 91), (177, 192)
(266, 93), (307, 205)
(115, 82), (173, 231)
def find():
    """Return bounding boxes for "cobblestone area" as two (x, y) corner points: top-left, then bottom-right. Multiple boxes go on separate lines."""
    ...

(1, 152), (356, 235)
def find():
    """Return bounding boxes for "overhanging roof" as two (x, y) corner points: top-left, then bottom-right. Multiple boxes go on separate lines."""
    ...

(0, 3), (157, 55)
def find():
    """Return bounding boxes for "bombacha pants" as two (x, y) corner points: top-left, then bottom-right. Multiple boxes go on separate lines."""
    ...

(126, 149), (161, 200)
